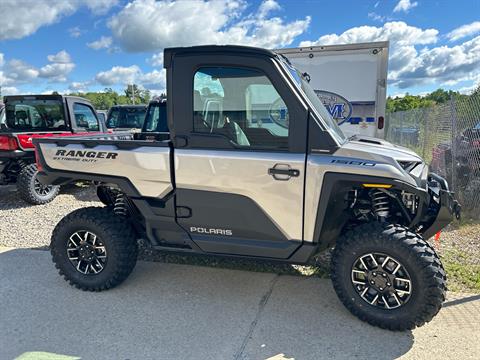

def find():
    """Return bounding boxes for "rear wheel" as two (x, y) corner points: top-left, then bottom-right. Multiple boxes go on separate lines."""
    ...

(51, 207), (138, 291)
(17, 163), (60, 205)
(331, 222), (446, 330)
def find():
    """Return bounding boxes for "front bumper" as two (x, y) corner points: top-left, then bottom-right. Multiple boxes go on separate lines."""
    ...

(421, 173), (461, 239)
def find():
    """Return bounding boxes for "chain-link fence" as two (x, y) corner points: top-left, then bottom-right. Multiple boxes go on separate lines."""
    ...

(386, 96), (480, 217)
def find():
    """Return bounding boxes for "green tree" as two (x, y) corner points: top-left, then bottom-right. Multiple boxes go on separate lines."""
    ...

(124, 84), (150, 104)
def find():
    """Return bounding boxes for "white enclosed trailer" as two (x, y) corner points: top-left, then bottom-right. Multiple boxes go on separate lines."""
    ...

(277, 41), (389, 139)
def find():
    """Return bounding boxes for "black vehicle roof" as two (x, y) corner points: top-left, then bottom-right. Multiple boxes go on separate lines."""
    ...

(163, 45), (277, 68)
(4, 94), (86, 102)
(110, 104), (146, 108)
(149, 96), (167, 105)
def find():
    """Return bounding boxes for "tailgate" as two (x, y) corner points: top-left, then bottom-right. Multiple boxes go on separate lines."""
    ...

(34, 137), (173, 198)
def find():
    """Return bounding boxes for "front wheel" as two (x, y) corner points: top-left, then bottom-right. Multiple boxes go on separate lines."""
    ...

(51, 207), (138, 291)
(17, 163), (60, 205)
(331, 222), (446, 331)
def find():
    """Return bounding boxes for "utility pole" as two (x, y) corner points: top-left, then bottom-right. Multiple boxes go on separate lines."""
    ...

(130, 84), (135, 105)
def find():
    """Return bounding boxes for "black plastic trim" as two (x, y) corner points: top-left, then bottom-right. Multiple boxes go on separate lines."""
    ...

(313, 172), (427, 249)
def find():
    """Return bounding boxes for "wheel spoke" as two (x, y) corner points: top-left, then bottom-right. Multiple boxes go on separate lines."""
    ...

(368, 254), (378, 267)
(359, 257), (368, 270)
(381, 256), (390, 269)
(392, 263), (401, 275)
(392, 293), (402, 307)
(95, 258), (104, 271)
(382, 296), (391, 309)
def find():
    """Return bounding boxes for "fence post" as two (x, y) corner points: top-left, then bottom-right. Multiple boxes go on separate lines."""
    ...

(450, 97), (458, 192)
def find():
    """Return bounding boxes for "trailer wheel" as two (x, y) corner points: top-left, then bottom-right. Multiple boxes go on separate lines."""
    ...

(17, 163), (60, 205)
(51, 207), (138, 291)
(331, 222), (446, 331)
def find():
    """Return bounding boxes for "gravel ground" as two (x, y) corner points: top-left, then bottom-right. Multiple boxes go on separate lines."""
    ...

(0, 183), (478, 291)
(0, 183), (99, 248)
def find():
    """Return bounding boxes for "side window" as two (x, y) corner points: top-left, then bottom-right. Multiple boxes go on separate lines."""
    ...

(73, 103), (99, 132)
(107, 108), (119, 128)
(193, 67), (289, 149)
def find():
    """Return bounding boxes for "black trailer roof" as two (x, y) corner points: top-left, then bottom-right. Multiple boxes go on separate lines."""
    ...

(163, 45), (277, 68)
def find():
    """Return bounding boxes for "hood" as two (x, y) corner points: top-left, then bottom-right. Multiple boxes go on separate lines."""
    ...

(336, 135), (423, 163)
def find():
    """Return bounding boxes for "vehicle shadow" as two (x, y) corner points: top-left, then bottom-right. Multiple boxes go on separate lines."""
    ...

(0, 248), (414, 360)
(443, 294), (480, 307)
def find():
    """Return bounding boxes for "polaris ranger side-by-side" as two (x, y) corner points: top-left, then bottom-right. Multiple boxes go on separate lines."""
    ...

(0, 95), (107, 204)
(34, 46), (459, 330)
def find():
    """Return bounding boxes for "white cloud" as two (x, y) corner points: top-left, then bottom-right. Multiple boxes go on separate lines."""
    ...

(39, 63), (75, 82)
(39, 50), (75, 82)
(108, 0), (310, 52)
(300, 21), (438, 48)
(84, 0), (119, 15)
(69, 81), (92, 93)
(0, 53), (4, 67)
(393, 0), (418, 13)
(68, 26), (83, 38)
(447, 21), (480, 42)
(149, 52), (164, 67)
(94, 65), (166, 91)
(5, 60), (39, 84)
(139, 69), (166, 88)
(47, 50), (72, 64)
(95, 65), (141, 86)
(0, 86), (19, 95)
(299, 21), (480, 90)
(258, 0), (280, 18)
(368, 12), (386, 22)
(394, 36), (480, 88)
(1, 51), (75, 86)
(0, 0), (118, 41)
(87, 36), (113, 50)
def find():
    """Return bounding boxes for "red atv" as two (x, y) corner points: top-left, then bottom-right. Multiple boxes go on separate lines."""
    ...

(0, 95), (107, 204)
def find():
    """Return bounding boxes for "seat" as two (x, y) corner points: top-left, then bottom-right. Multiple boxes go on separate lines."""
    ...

(15, 110), (28, 126)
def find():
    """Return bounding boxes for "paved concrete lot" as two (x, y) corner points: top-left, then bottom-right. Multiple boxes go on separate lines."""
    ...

(1, 248), (479, 360)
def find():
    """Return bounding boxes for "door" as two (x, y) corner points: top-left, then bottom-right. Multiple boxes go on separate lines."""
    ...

(174, 64), (308, 258)
(65, 98), (102, 133)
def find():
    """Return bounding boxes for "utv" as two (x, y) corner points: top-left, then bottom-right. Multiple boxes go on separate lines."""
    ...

(106, 105), (147, 133)
(0, 95), (107, 204)
(35, 45), (460, 330)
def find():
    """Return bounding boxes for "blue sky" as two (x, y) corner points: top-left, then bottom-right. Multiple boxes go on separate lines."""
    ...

(1, 0), (479, 97)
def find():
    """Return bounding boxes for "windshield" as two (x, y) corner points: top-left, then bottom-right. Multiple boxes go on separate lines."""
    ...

(4, 99), (66, 131)
(107, 106), (146, 129)
(144, 102), (168, 132)
(279, 58), (346, 144)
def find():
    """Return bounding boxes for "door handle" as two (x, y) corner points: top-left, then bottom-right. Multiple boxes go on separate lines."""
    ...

(268, 164), (300, 180)
(268, 168), (300, 177)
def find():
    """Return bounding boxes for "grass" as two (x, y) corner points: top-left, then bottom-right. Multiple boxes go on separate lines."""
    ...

(440, 250), (480, 293)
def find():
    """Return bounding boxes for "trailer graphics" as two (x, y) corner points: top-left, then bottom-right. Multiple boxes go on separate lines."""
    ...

(315, 90), (353, 125)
